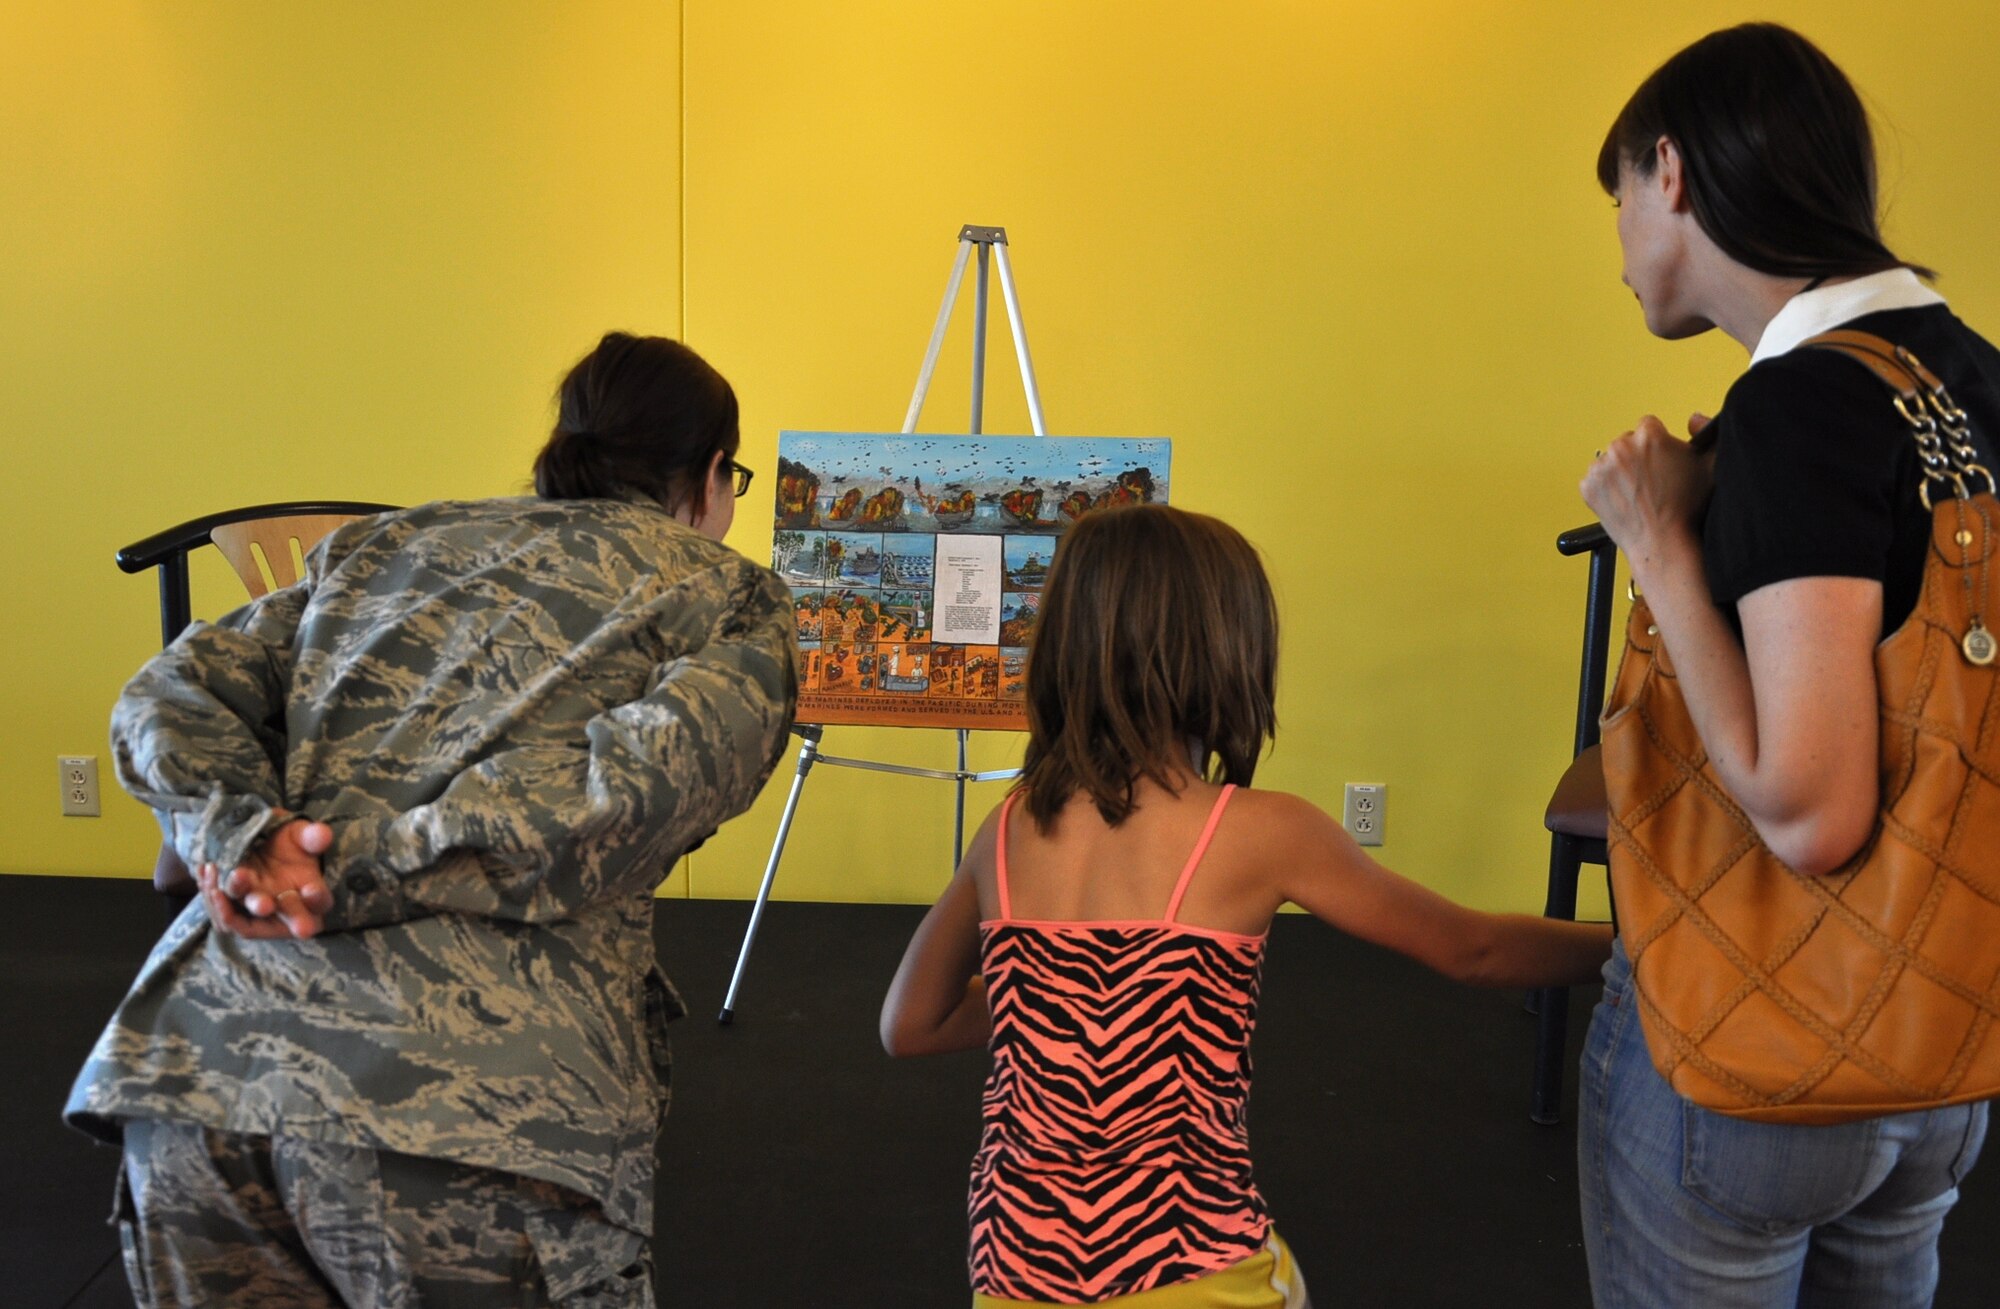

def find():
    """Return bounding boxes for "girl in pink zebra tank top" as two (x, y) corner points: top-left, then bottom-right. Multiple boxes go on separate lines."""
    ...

(882, 505), (1612, 1307)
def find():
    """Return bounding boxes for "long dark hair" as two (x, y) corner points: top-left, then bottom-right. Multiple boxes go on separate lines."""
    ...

(533, 332), (739, 517)
(1019, 504), (1279, 829)
(1597, 23), (1932, 281)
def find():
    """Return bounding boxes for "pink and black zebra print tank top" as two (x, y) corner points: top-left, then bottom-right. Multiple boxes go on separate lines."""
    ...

(969, 785), (1270, 1303)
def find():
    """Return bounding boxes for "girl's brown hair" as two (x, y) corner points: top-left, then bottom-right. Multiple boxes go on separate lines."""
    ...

(1019, 504), (1278, 828)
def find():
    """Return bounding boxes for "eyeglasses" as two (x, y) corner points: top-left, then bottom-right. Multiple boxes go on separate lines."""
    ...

(724, 459), (755, 499)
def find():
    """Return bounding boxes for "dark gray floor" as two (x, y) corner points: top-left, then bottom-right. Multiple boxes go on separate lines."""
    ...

(6, 878), (1995, 1307)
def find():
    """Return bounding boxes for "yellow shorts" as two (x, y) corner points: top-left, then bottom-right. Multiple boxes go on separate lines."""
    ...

(972, 1229), (1308, 1309)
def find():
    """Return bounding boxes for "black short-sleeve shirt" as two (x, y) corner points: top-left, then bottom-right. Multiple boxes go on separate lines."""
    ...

(1704, 305), (2000, 636)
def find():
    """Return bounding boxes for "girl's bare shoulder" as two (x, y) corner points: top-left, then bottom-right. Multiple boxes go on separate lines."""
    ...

(1170, 786), (1340, 927)
(1222, 786), (1333, 840)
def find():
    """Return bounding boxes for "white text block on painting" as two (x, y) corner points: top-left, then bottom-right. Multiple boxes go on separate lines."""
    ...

(933, 533), (1002, 644)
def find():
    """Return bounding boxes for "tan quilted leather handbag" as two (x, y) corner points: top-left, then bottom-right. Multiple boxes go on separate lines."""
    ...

(1603, 329), (2000, 1124)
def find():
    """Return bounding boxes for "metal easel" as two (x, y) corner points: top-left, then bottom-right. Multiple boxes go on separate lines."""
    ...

(718, 225), (1048, 1023)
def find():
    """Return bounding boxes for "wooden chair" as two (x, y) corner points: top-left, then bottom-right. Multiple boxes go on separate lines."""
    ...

(1529, 521), (1618, 1125)
(116, 501), (397, 900)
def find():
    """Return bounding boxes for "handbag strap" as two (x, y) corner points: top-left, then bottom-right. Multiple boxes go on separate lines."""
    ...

(1802, 328), (2000, 665)
(1800, 329), (1997, 509)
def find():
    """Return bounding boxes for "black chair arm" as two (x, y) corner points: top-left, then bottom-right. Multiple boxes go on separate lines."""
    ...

(117, 500), (398, 646)
(1556, 522), (1611, 557)
(115, 501), (398, 574)
(1557, 520), (1620, 757)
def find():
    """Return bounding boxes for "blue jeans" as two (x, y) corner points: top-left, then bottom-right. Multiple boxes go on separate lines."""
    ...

(1578, 940), (1989, 1308)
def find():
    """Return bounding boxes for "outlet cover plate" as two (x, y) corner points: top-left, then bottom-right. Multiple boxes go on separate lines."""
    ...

(1343, 782), (1384, 846)
(59, 755), (100, 817)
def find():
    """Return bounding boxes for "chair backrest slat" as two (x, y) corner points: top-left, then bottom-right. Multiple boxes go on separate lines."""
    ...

(209, 514), (357, 597)
(119, 500), (397, 645)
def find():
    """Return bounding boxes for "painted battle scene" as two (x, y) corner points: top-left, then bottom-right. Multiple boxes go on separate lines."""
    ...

(1000, 647), (1028, 701)
(819, 589), (882, 645)
(775, 434), (1170, 535)
(796, 640), (1014, 706)
(802, 642), (877, 693)
(773, 433), (1171, 728)
(998, 592), (1039, 647)
(827, 532), (884, 587)
(1002, 537), (1052, 590)
(792, 588), (824, 641)
(774, 530), (828, 587)
(925, 644), (1001, 700)
(878, 590), (932, 643)
(881, 534), (935, 587)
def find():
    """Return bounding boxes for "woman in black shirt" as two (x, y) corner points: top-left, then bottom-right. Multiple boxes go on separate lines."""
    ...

(1576, 24), (1995, 1308)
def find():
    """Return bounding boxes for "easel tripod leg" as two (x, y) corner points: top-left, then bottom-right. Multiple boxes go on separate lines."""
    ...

(903, 238), (975, 435)
(971, 245), (990, 435)
(991, 241), (1047, 435)
(718, 731), (820, 1024)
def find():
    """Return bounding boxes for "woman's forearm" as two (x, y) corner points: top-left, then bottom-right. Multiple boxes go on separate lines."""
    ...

(1625, 527), (1764, 791)
(1625, 527), (1878, 873)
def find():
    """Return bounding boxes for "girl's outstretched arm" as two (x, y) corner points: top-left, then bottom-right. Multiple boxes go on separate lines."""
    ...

(880, 808), (996, 1056)
(1261, 793), (1612, 990)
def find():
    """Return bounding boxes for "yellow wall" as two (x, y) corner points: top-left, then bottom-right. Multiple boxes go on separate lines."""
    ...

(6, 3), (1999, 917)
(683, 0), (2000, 912)
(1, 2), (684, 879)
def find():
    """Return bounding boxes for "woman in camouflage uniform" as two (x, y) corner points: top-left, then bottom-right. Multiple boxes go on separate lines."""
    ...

(67, 333), (799, 1307)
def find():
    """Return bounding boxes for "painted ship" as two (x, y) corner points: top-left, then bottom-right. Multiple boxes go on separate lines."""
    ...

(931, 488), (977, 529)
(776, 458), (822, 528)
(1096, 466), (1156, 509)
(1000, 486), (1044, 526)
(860, 486), (906, 527)
(826, 487), (865, 522)
(1057, 467), (1158, 523)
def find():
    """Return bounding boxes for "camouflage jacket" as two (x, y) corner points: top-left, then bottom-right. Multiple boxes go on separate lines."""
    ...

(66, 497), (798, 1234)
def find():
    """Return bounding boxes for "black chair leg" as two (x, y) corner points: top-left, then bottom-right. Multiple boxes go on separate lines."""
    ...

(1530, 832), (1583, 1125)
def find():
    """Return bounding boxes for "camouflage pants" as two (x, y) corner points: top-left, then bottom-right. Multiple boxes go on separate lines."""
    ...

(115, 1118), (653, 1308)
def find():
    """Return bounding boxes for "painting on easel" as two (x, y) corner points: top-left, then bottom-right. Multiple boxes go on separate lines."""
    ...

(773, 432), (1172, 730)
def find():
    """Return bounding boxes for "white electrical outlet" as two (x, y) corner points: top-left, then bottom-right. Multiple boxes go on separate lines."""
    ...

(1343, 782), (1385, 846)
(59, 755), (100, 817)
